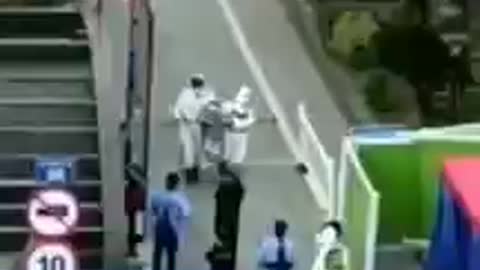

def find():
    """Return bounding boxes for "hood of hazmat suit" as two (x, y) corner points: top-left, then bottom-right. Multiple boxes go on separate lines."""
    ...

(235, 85), (252, 106)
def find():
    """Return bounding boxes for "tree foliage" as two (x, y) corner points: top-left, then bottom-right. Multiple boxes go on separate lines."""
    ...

(372, 24), (450, 86)
(370, 24), (451, 122)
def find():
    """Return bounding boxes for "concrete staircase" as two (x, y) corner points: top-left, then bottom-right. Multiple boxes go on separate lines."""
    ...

(0, 2), (103, 270)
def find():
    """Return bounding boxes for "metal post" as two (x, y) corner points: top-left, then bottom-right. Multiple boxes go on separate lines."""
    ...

(144, 2), (155, 176)
(128, 0), (153, 171)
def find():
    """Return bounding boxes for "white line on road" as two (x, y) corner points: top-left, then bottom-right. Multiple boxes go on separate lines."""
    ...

(215, 0), (300, 161)
(215, 0), (329, 210)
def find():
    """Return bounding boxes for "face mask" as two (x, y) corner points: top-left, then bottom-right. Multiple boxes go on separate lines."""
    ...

(194, 88), (204, 97)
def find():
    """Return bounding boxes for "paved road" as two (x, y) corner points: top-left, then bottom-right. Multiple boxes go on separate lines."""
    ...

(140, 0), (325, 270)
(225, 0), (349, 159)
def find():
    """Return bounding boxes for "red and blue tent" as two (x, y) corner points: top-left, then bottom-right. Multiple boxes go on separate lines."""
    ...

(425, 158), (480, 270)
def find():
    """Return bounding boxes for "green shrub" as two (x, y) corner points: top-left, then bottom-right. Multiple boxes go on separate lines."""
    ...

(364, 73), (395, 112)
(349, 45), (378, 71)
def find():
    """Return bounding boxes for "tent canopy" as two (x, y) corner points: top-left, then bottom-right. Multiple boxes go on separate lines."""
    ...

(443, 158), (480, 233)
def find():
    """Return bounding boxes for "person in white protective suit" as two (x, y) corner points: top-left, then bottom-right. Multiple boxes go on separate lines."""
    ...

(198, 99), (231, 165)
(223, 85), (256, 164)
(173, 74), (216, 183)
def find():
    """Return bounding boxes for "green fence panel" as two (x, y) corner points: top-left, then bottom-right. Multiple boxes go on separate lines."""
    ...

(358, 143), (421, 243)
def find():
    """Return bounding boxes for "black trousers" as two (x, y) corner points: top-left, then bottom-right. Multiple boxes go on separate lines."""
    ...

(127, 211), (137, 256)
(152, 228), (177, 270)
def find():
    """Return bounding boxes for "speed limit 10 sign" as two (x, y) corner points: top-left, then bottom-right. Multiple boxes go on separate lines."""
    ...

(27, 243), (77, 270)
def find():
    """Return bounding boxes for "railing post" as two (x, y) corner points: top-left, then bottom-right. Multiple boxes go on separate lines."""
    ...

(337, 138), (348, 220)
(365, 192), (380, 270)
(297, 102), (306, 164)
(327, 157), (335, 220)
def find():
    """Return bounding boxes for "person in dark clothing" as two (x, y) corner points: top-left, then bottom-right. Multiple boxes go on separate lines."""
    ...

(213, 166), (245, 269)
(125, 163), (147, 257)
(205, 235), (235, 270)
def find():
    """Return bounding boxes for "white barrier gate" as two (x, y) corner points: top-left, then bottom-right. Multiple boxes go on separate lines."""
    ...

(297, 102), (335, 216)
(337, 137), (379, 270)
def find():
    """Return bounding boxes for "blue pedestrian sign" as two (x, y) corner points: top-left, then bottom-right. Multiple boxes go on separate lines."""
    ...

(35, 157), (77, 184)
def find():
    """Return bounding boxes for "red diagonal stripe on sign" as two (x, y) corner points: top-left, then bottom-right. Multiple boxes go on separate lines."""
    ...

(32, 191), (70, 231)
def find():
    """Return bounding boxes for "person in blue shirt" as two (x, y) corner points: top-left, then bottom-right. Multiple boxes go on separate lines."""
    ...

(258, 220), (295, 270)
(150, 172), (191, 270)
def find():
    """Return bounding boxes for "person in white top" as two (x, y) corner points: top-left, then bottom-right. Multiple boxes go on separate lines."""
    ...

(223, 85), (256, 164)
(173, 74), (216, 183)
(314, 221), (344, 270)
(258, 220), (295, 270)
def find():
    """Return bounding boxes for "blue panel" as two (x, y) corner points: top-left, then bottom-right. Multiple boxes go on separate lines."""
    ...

(425, 184), (480, 270)
(35, 156), (77, 184)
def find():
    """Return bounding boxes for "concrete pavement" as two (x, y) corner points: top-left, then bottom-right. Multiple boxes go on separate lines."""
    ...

(141, 0), (326, 269)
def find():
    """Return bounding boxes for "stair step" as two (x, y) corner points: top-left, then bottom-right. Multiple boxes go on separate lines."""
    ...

(0, 126), (97, 132)
(0, 42), (89, 61)
(0, 185), (100, 203)
(0, 132), (97, 153)
(0, 12), (83, 39)
(0, 153), (97, 159)
(0, 105), (96, 127)
(0, 179), (99, 187)
(0, 61), (91, 80)
(0, 230), (103, 252)
(0, 119), (98, 127)
(0, 38), (87, 46)
(0, 154), (99, 179)
(0, 81), (93, 99)
(0, 98), (95, 105)
(0, 5), (76, 14)
(0, 125), (97, 133)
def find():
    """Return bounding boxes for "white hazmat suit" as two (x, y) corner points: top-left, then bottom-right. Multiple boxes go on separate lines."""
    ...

(224, 85), (255, 164)
(173, 74), (215, 179)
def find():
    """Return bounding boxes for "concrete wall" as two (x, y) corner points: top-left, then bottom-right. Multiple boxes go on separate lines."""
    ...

(78, 0), (130, 269)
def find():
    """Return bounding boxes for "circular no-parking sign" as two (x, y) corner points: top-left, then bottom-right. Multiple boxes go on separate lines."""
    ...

(27, 243), (76, 270)
(27, 189), (79, 236)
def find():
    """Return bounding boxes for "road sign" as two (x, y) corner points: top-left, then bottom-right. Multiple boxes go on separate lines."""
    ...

(27, 243), (76, 270)
(27, 189), (79, 236)
(35, 157), (77, 184)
